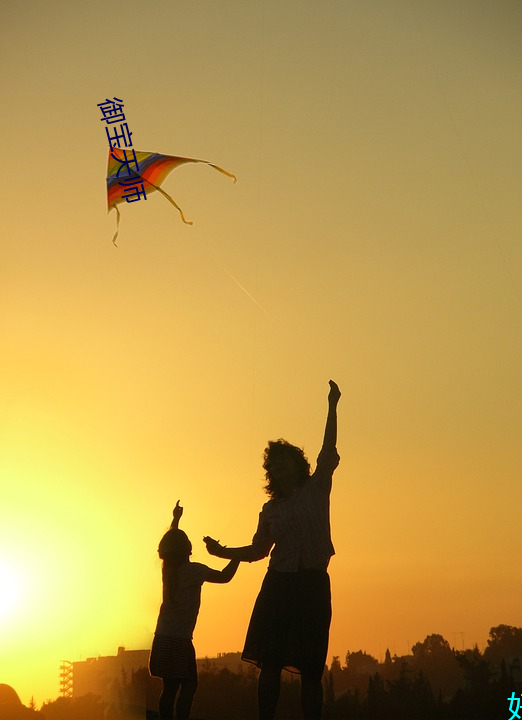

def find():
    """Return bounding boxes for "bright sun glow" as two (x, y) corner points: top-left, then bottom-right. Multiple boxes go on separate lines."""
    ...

(0, 561), (24, 619)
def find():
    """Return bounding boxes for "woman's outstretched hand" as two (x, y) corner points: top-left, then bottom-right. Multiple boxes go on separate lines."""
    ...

(203, 536), (225, 557)
(328, 380), (341, 406)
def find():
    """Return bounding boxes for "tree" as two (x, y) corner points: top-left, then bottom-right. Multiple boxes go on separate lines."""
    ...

(411, 633), (462, 700)
(40, 693), (108, 720)
(367, 671), (387, 717)
(456, 646), (492, 689)
(328, 655), (350, 697)
(412, 633), (452, 659)
(484, 624), (522, 665)
(345, 650), (379, 674)
(344, 650), (379, 696)
(452, 645), (511, 720)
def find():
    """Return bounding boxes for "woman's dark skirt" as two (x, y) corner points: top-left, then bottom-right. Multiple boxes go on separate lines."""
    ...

(149, 636), (197, 680)
(241, 568), (331, 681)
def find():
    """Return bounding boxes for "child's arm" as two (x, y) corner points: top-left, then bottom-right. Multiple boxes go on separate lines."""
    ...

(171, 500), (183, 529)
(204, 558), (240, 584)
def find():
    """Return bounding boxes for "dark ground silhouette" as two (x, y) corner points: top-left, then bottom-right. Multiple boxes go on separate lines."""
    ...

(32, 624), (522, 719)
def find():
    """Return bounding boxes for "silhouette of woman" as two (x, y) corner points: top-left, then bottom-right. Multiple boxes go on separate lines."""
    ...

(150, 501), (240, 720)
(204, 380), (341, 720)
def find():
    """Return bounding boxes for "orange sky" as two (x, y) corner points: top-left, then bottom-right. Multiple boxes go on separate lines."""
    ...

(1, 0), (521, 707)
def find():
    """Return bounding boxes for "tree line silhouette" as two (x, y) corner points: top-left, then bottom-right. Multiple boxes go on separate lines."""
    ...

(15, 624), (521, 719)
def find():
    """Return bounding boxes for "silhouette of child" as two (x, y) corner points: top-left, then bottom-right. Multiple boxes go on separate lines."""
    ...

(149, 501), (240, 720)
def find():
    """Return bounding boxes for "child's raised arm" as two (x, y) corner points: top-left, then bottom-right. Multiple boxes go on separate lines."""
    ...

(170, 500), (183, 529)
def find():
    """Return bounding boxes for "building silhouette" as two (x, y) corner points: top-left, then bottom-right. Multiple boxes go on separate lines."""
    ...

(59, 645), (246, 716)
(68, 646), (150, 700)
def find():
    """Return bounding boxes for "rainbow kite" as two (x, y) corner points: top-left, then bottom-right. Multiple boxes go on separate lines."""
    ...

(107, 146), (237, 245)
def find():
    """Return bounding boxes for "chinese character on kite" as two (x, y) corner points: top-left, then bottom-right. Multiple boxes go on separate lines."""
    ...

(98, 97), (148, 214)
(97, 96), (237, 246)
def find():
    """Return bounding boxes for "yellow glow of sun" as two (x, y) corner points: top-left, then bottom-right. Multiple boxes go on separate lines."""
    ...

(0, 561), (24, 619)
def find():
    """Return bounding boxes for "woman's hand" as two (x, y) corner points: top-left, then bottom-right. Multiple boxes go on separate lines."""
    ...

(203, 536), (225, 557)
(328, 380), (341, 406)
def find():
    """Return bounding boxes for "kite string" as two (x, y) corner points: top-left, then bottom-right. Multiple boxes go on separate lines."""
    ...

(212, 257), (273, 320)
(200, 5), (274, 541)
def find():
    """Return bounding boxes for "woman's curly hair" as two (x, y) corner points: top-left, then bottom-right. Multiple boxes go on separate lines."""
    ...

(263, 439), (311, 499)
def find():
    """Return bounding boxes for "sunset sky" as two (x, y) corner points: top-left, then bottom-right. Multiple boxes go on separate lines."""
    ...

(1, 0), (521, 707)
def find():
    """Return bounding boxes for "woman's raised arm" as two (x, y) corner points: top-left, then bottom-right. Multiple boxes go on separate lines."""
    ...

(322, 380), (341, 451)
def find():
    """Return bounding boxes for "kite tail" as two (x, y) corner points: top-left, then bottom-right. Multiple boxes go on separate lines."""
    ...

(141, 177), (193, 225)
(112, 205), (121, 246)
(205, 162), (238, 184)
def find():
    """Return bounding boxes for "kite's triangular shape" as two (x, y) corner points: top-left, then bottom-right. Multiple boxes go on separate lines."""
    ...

(106, 147), (237, 245)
